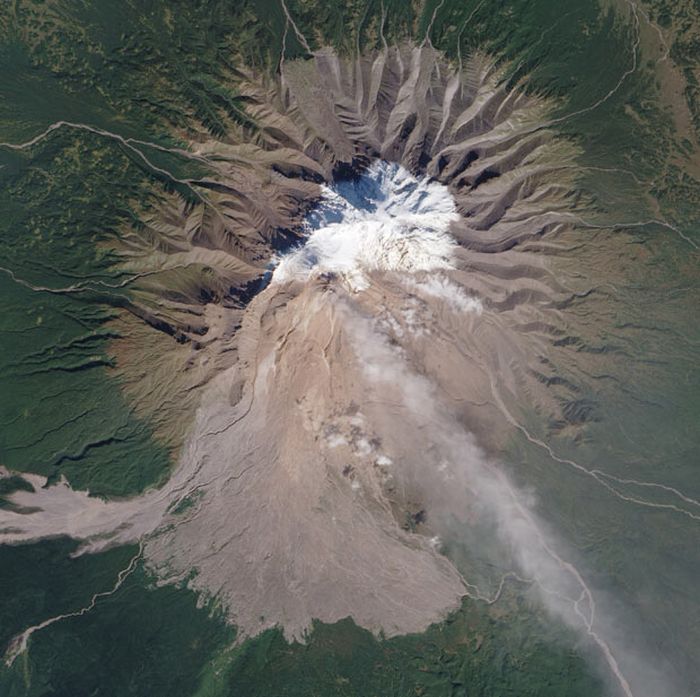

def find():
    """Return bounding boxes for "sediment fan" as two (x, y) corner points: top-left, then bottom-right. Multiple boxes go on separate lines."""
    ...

(1, 41), (634, 690)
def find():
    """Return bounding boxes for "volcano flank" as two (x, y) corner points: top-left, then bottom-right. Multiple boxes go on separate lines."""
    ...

(1, 29), (698, 697)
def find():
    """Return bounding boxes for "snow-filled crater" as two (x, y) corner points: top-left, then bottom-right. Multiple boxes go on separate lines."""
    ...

(273, 161), (460, 290)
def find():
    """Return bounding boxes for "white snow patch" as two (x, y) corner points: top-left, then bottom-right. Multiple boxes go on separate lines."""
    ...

(273, 161), (459, 289)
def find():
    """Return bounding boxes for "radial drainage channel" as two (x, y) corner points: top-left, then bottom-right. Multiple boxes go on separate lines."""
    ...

(272, 160), (461, 291)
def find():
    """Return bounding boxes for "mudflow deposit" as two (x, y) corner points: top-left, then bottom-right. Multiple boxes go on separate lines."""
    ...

(1, 44), (666, 696)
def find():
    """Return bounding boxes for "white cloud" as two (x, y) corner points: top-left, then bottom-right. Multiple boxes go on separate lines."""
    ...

(404, 275), (483, 314)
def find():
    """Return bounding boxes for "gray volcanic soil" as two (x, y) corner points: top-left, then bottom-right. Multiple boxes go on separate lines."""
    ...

(0, 261), (572, 642)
